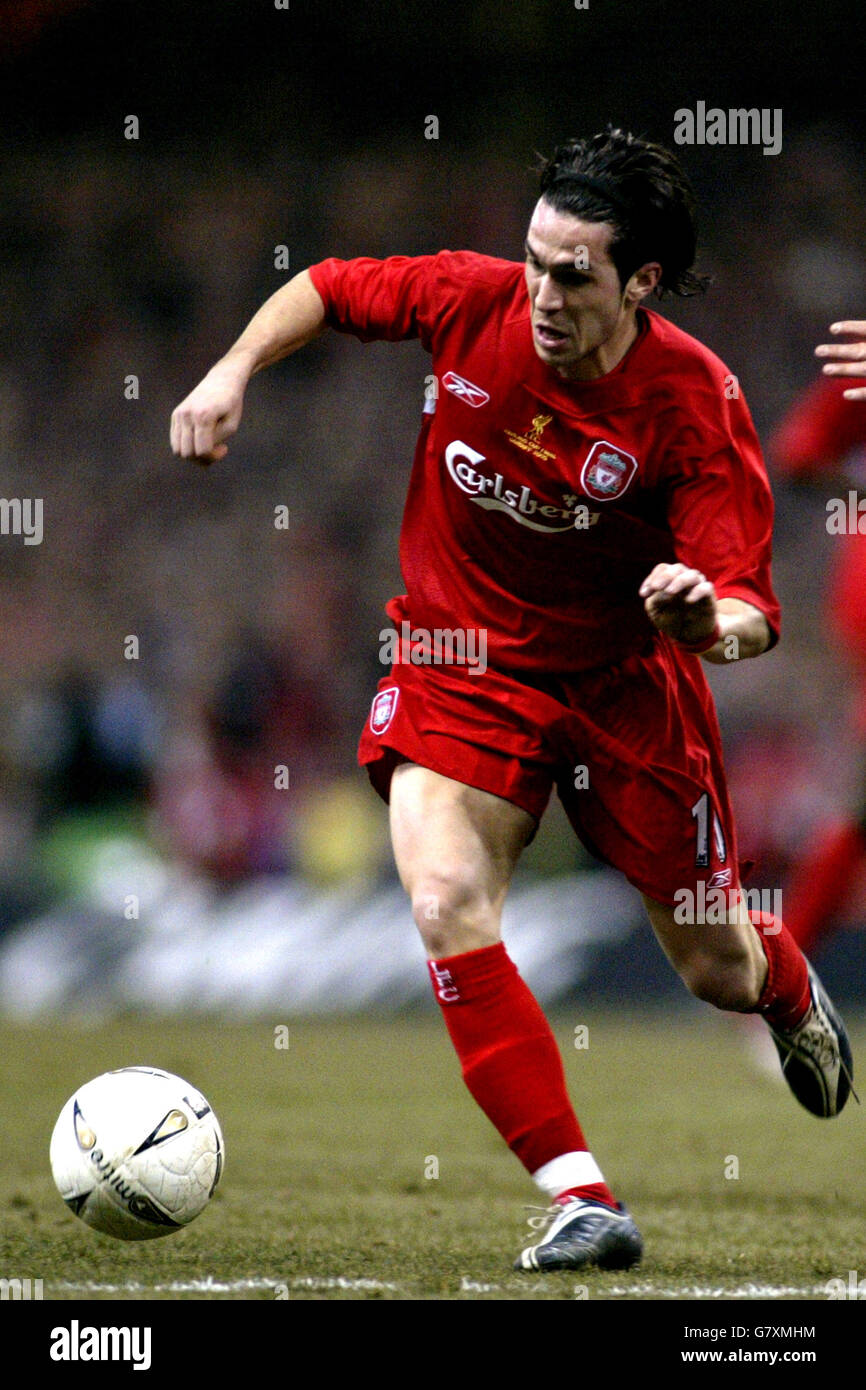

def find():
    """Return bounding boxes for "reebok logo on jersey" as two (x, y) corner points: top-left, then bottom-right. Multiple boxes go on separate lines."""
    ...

(442, 372), (490, 408)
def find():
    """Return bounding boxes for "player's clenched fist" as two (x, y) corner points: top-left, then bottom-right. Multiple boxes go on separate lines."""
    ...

(170, 361), (248, 464)
(639, 562), (718, 646)
(815, 321), (866, 402)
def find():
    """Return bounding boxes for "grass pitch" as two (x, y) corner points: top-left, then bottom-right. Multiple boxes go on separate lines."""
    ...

(2, 1010), (864, 1302)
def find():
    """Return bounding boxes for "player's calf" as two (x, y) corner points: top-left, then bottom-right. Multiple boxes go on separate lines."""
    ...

(643, 892), (767, 1012)
(676, 950), (766, 1011)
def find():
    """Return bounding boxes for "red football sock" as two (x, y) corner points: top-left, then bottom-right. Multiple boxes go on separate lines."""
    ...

(428, 942), (615, 1206)
(783, 819), (866, 954)
(750, 911), (812, 1030)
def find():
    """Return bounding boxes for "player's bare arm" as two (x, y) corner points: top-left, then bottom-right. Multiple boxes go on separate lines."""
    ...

(639, 562), (771, 661)
(815, 320), (866, 401)
(170, 270), (327, 464)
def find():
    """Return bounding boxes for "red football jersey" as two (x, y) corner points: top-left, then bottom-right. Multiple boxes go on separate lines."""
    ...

(770, 375), (866, 664)
(308, 251), (780, 676)
(770, 375), (866, 479)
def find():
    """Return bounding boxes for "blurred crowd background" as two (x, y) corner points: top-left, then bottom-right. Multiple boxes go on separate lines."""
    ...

(2, 0), (865, 942)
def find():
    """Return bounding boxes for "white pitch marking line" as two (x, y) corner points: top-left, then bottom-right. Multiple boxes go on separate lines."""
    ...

(606, 1283), (830, 1299)
(54, 1276), (402, 1294)
(53, 1277), (829, 1299)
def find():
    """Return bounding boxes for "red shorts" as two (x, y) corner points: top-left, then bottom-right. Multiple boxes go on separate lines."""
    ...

(358, 636), (737, 907)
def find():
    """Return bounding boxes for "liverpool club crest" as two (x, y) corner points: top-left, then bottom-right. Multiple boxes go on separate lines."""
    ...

(580, 440), (638, 502)
(370, 687), (399, 734)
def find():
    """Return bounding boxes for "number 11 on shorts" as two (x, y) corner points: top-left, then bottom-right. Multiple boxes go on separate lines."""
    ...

(691, 792), (727, 868)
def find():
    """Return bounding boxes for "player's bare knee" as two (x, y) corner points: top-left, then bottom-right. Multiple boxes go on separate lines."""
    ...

(409, 873), (499, 956)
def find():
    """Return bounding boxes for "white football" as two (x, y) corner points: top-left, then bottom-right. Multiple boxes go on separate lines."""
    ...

(49, 1066), (224, 1240)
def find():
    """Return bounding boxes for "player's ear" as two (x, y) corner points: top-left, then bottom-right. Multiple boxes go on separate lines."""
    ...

(624, 261), (662, 305)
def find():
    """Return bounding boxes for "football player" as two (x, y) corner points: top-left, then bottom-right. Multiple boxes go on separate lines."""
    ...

(172, 129), (853, 1272)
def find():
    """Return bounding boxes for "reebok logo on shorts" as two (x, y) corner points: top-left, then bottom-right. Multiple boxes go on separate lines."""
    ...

(370, 687), (399, 733)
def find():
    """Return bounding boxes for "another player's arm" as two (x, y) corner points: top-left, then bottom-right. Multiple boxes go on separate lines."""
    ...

(171, 270), (327, 464)
(815, 320), (866, 402)
(639, 563), (771, 663)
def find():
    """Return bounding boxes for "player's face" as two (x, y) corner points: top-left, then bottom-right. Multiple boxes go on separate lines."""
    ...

(525, 200), (653, 381)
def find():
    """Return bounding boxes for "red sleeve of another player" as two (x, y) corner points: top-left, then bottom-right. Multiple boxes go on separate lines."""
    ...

(664, 398), (781, 646)
(308, 254), (448, 348)
(769, 376), (866, 477)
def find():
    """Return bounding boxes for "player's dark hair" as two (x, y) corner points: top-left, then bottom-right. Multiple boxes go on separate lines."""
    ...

(537, 127), (708, 298)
